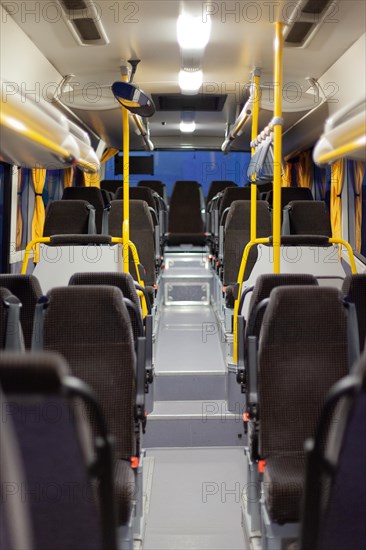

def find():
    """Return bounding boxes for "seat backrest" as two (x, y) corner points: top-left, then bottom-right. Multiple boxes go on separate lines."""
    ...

(342, 273), (366, 352)
(43, 200), (95, 236)
(62, 187), (105, 233)
(285, 201), (332, 237)
(258, 286), (349, 459)
(69, 272), (142, 342)
(168, 181), (204, 236)
(109, 200), (156, 285)
(0, 352), (104, 550)
(43, 286), (136, 460)
(138, 180), (166, 199)
(206, 181), (237, 205)
(246, 273), (318, 337)
(266, 186), (313, 206)
(0, 388), (33, 550)
(117, 186), (157, 213)
(0, 275), (42, 349)
(301, 350), (366, 550)
(218, 186), (253, 223)
(101, 180), (122, 194)
(223, 201), (271, 285)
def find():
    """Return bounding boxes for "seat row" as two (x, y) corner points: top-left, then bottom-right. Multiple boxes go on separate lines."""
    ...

(0, 273), (156, 546)
(211, 198), (331, 299)
(234, 273), (365, 548)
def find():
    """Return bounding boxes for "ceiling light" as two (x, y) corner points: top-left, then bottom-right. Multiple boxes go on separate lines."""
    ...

(179, 69), (203, 94)
(180, 121), (196, 133)
(177, 14), (211, 50)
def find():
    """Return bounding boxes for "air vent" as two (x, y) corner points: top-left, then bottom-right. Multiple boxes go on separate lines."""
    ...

(284, 0), (334, 47)
(152, 94), (227, 112)
(286, 22), (314, 43)
(62, 0), (87, 9)
(58, 0), (109, 46)
(73, 19), (101, 41)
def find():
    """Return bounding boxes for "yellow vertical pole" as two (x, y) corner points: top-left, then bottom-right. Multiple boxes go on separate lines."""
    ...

(122, 69), (130, 272)
(273, 22), (283, 273)
(250, 69), (261, 241)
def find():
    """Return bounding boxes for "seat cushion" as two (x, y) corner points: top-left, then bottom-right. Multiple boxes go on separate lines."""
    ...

(115, 459), (135, 525)
(263, 455), (305, 523)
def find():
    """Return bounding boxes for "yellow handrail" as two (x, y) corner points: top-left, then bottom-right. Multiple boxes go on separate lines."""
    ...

(122, 72), (130, 273)
(20, 236), (148, 316)
(232, 238), (271, 363)
(272, 22), (284, 274)
(329, 238), (357, 274)
(21, 237), (51, 274)
(317, 136), (366, 165)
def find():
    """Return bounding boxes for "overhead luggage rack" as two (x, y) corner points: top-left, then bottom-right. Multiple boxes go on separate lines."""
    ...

(313, 98), (366, 165)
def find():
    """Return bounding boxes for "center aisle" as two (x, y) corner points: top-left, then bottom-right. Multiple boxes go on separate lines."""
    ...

(142, 252), (247, 549)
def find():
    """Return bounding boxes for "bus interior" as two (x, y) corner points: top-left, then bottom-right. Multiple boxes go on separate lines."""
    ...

(0, 1), (366, 549)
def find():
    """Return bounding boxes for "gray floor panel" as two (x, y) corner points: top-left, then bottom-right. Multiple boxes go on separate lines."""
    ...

(143, 448), (247, 550)
(155, 306), (225, 374)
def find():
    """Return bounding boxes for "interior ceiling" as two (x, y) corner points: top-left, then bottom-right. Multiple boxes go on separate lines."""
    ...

(2, 0), (366, 151)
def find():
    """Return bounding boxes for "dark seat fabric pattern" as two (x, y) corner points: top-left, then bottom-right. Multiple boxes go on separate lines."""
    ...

(342, 273), (366, 352)
(0, 353), (103, 550)
(245, 273), (318, 336)
(109, 200), (156, 285)
(258, 286), (349, 523)
(43, 200), (94, 236)
(218, 186), (254, 223)
(286, 201), (332, 237)
(138, 180), (166, 199)
(101, 180), (122, 195)
(62, 186), (106, 233)
(69, 272), (142, 342)
(43, 286), (136, 461)
(266, 186), (313, 207)
(0, 275), (42, 349)
(223, 201), (271, 285)
(206, 181), (237, 205)
(167, 181), (205, 245)
(42, 287), (136, 525)
(263, 455), (305, 523)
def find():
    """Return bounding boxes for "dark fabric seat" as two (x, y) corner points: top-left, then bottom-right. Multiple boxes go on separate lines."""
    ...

(266, 186), (313, 207)
(218, 186), (254, 224)
(301, 350), (366, 550)
(0, 275), (42, 349)
(283, 200), (332, 237)
(101, 180), (122, 195)
(167, 181), (205, 245)
(0, 388), (33, 550)
(223, 201), (271, 285)
(342, 273), (366, 352)
(0, 352), (112, 549)
(257, 286), (349, 523)
(206, 181), (237, 205)
(62, 187), (107, 233)
(138, 180), (166, 199)
(42, 287), (137, 525)
(43, 200), (96, 236)
(109, 200), (156, 287)
(69, 272), (142, 342)
(245, 273), (318, 335)
(263, 455), (305, 523)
